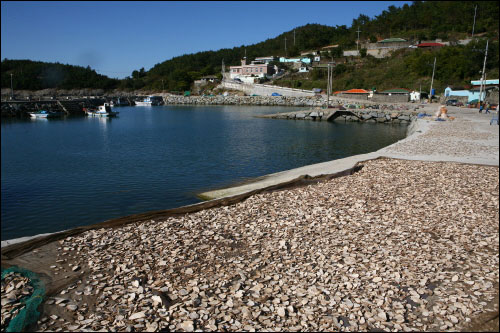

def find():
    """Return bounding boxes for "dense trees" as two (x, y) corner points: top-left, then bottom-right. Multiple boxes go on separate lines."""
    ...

(326, 39), (499, 93)
(1, 59), (119, 90)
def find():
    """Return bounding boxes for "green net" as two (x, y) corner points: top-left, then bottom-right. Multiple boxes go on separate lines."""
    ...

(1, 266), (45, 332)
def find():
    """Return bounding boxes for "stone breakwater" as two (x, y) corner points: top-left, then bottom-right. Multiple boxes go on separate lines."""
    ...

(163, 95), (325, 107)
(10, 159), (498, 332)
(259, 108), (420, 124)
(162, 95), (418, 108)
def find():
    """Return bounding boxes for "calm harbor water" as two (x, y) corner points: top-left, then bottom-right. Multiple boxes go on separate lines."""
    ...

(1, 105), (408, 240)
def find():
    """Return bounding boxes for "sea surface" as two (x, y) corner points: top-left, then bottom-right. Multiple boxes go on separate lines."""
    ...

(1, 105), (408, 240)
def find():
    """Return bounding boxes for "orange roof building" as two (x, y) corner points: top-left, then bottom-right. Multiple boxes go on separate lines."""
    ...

(342, 89), (370, 94)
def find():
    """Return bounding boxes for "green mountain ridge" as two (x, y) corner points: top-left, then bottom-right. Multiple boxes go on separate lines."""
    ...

(2, 1), (498, 93)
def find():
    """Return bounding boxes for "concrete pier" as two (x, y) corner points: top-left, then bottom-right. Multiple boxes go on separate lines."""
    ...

(256, 107), (419, 123)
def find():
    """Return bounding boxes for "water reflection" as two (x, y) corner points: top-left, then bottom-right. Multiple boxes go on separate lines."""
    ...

(29, 117), (49, 122)
(98, 116), (110, 131)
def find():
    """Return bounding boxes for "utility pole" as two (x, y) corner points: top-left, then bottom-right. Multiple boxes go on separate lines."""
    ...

(284, 37), (287, 56)
(478, 39), (489, 105)
(10, 73), (13, 99)
(327, 63), (331, 108)
(326, 63), (334, 108)
(221, 59), (225, 81)
(294, 29), (296, 46)
(329, 63), (333, 100)
(429, 57), (436, 102)
(356, 27), (362, 52)
(472, 4), (477, 38)
(161, 79), (164, 91)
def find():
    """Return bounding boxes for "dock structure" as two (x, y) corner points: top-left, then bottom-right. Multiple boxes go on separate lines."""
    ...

(257, 108), (418, 123)
(58, 100), (87, 115)
(1, 98), (105, 117)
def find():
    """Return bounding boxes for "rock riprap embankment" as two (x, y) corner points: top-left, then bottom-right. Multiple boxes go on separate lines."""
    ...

(30, 158), (498, 332)
(163, 95), (325, 106)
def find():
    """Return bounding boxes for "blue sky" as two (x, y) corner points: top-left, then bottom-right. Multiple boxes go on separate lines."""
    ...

(1, 1), (411, 79)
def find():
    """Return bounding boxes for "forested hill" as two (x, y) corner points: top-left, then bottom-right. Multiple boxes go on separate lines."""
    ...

(136, 1), (499, 91)
(0, 59), (119, 90)
(1, 1), (498, 92)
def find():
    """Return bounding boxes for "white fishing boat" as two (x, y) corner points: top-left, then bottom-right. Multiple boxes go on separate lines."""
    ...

(29, 110), (64, 118)
(85, 103), (119, 117)
(135, 96), (163, 106)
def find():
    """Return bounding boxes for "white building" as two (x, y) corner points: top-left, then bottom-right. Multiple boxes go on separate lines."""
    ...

(410, 91), (421, 102)
(254, 56), (275, 64)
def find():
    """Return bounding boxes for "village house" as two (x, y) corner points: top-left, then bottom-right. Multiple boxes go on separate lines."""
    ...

(444, 79), (499, 103)
(343, 38), (412, 58)
(334, 89), (371, 100)
(229, 58), (275, 80)
(300, 50), (322, 62)
(416, 42), (445, 50)
(279, 57), (311, 64)
(300, 50), (319, 56)
(254, 56), (275, 64)
(372, 88), (412, 103)
(194, 75), (219, 85)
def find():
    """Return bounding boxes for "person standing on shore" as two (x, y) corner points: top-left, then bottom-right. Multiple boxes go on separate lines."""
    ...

(479, 103), (484, 113)
(485, 103), (491, 114)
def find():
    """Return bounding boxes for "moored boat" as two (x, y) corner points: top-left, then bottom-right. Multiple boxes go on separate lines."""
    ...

(135, 96), (163, 106)
(85, 103), (119, 117)
(29, 110), (64, 118)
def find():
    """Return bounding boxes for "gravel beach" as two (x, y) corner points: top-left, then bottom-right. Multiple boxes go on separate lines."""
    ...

(1, 105), (499, 332)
